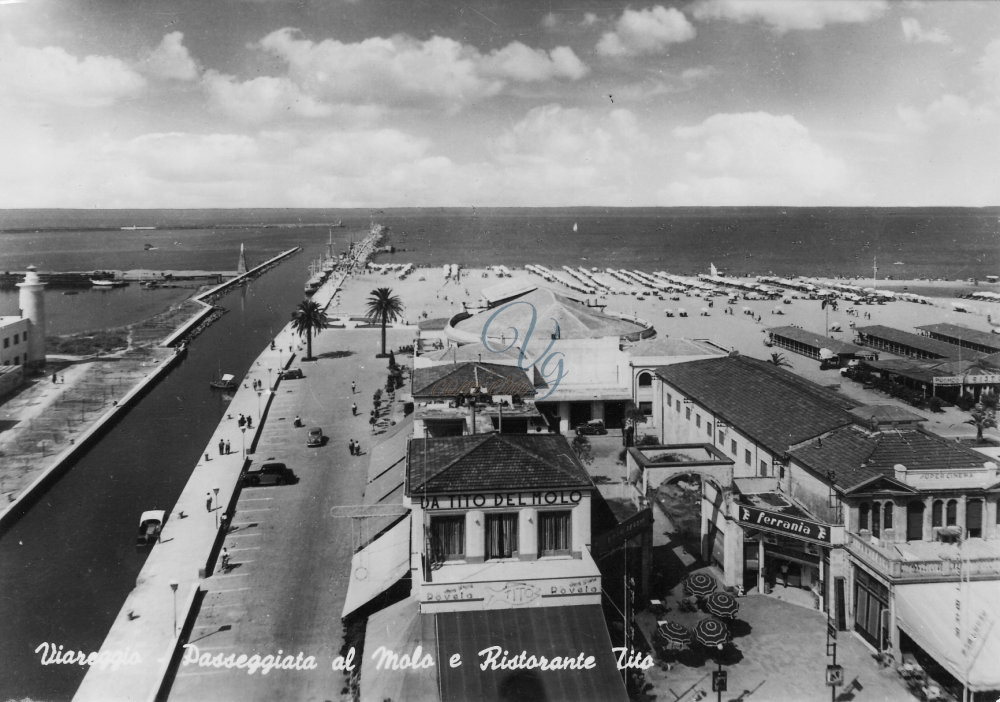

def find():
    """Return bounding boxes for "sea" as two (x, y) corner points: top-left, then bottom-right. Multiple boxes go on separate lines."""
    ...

(1, 207), (999, 330)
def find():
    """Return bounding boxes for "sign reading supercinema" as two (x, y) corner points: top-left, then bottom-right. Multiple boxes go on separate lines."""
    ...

(737, 505), (832, 545)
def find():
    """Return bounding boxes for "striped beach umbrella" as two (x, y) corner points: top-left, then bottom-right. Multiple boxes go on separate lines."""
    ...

(693, 617), (729, 648)
(656, 621), (692, 649)
(703, 591), (739, 619)
(684, 572), (718, 598)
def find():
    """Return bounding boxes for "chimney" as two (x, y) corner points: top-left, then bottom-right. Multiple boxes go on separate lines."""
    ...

(894, 463), (907, 482)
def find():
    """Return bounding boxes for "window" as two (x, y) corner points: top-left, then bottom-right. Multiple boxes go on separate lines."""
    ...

(538, 511), (571, 556)
(730, 439), (737, 455)
(675, 400), (681, 412)
(685, 407), (691, 420)
(695, 414), (701, 428)
(486, 513), (518, 559)
(744, 449), (751, 465)
(706, 423), (712, 437)
(638, 372), (652, 387)
(760, 460), (768, 477)
(946, 499), (957, 526)
(718, 430), (725, 443)
(430, 515), (465, 562)
(639, 401), (652, 416)
(871, 502), (881, 537)
(667, 393), (673, 406)
(3, 337), (8, 348)
(859, 503), (870, 531)
(932, 500), (943, 527)
(13, 333), (19, 344)
(883, 502), (893, 531)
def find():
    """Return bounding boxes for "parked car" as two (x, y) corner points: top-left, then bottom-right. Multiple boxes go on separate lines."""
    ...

(280, 368), (304, 380)
(306, 427), (324, 447)
(241, 462), (295, 487)
(575, 419), (607, 436)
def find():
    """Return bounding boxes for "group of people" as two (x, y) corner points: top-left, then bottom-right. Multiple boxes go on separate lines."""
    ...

(217, 438), (231, 455)
(348, 439), (363, 456)
(251, 378), (265, 391)
(238, 413), (252, 429)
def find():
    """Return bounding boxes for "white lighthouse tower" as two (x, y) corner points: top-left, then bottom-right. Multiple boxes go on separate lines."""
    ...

(17, 265), (47, 370)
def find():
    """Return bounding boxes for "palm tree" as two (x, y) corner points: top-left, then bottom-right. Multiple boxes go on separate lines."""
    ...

(966, 404), (997, 443)
(290, 299), (328, 361)
(366, 287), (404, 357)
(768, 352), (792, 369)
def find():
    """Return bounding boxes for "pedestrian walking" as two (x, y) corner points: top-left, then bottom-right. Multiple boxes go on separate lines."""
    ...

(351, 380), (356, 394)
(206, 492), (213, 513)
(349, 439), (356, 455)
(218, 439), (224, 455)
(246, 415), (253, 429)
(354, 441), (362, 455)
(780, 562), (789, 587)
(225, 440), (231, 454)
(221, 547), (230, 570)
(238, 414), (246, 428)
(352, 402), (357, 416)
(52, 372), (57, 384)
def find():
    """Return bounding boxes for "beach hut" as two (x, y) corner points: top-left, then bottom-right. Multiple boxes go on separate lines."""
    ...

(678, 308), (688, 317)
(664, 308), (674, 317)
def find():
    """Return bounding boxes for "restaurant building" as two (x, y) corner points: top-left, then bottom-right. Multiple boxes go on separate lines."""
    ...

(352, 433), (628, 701)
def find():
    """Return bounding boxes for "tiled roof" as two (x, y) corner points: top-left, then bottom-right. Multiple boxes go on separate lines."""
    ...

(916, 323), (1000, 352)
(422, 341), (523, 365)
(855, 325), (985, 360)
(788, 425), (989, 490)
(848, 405), (925, 426)
(406, 434), (592, 494)
(654, 355), (858, 454)
(411, 362), (535, 398)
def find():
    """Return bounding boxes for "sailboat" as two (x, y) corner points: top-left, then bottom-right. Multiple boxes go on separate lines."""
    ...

(209, 363), (238, 390)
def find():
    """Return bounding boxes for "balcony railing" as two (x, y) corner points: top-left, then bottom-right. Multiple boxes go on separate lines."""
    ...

(845, 531), (1000, 581)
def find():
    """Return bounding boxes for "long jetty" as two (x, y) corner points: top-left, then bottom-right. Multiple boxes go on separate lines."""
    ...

(0, 248), (299, 530)
(74, 241), (367, 701)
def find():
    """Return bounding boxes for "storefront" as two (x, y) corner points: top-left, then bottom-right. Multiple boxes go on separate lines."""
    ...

(735, 500), (836, 611)
(853, 566), (890, 651)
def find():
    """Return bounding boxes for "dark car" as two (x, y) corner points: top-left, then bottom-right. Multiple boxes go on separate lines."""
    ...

(306, 427), (324, 447)
(241, 462), (295, 487)
(280, 368), (304, 380)
(575, 419), (607, 436)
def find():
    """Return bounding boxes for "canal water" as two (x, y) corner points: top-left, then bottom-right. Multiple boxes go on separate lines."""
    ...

(0, 240), (328, 701)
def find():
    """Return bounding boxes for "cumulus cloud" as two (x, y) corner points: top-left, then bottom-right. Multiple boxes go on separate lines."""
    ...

(976, 38), (1000, 93)
(614, 66), (720, 101)
(689, 0), (888, 33)
(140, 32), (200, 81)
(901, 17), (951, 44)
(597, 6), (695, 57)
(665, 112), (849, 203)
(897, 94), (996, 132)
(0, 36), (146, 107)
(202, 70), (341, 122)
(256, 28), (586, 111)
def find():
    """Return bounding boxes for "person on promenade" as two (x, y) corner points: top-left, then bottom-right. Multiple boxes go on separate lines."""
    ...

(221, 548), (230, 570)
(780, 562), (789, 587)
(206, 492), (213, 513)
(349, 439), (356, 456)
(238, 414), (246, 428)
(354, 441), (362, 456)
(225, 440), (231, 454)
(351, 380), (356, 394)
(218, 439), (224, 455)
(352, 402), (357, 416)
(247, 415), (253, 429)
(52, 372), (57, 384)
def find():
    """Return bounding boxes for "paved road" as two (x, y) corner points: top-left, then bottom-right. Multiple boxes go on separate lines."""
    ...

(169, 326), (410, 702)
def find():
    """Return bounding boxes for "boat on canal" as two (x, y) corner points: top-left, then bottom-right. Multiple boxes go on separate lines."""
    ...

(210, 370), (238, 390)
(90, 278), (127, 288)
(136, 510), (165, 546)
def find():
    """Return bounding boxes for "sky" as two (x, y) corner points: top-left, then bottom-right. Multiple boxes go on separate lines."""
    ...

(1, 0), (998, 208)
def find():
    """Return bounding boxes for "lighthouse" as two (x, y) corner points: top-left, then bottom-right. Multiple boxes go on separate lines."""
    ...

(17, 265), (47, 370)
(237, 243), (248, 275)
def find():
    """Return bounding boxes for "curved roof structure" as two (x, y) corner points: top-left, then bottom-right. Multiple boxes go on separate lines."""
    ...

(447, 287), (653, 349)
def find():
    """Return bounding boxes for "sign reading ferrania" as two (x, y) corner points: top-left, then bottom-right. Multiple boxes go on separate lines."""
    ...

(737, 505), (831, 544)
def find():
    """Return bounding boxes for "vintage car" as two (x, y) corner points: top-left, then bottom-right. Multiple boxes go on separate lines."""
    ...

(137, 510), (165, 546)
(575, 419), (608, 436)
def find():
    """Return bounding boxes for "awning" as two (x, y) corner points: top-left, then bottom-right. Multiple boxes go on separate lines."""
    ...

(435, 605), (628, 702)
(340, 514), (411, 618)
(360, 597), (438, 702)
(894, 580), (1000, 691)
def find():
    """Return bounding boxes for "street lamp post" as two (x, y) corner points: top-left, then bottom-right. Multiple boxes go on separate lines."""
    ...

(256, 389), (263, 420)
(241, 426), (247, 457)
(169, 580), (179, 637)
(213, 488), (220, 530)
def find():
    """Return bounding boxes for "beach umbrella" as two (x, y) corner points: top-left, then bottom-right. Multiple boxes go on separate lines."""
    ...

(703, 591), (739, 619)
(655, 621), (692, 649)
(684, 572), (718, 598)
(693, 617), (730, 648)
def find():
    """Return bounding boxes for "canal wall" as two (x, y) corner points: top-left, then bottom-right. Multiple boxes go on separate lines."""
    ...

(75, 268), (346, 702)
